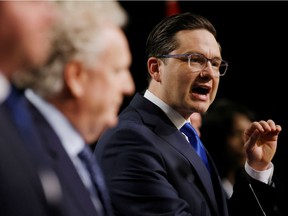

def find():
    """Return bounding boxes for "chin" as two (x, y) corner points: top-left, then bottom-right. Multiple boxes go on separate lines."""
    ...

(100, 118), (118, 132)
(107, 117), (119, 128)
(194, 105), (208, 114)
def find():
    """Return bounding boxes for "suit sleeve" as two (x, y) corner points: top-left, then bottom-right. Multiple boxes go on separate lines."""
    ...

(228, 168), (287, 216)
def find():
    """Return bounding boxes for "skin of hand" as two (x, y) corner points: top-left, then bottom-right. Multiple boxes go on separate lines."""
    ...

(244, 119), (282, 171)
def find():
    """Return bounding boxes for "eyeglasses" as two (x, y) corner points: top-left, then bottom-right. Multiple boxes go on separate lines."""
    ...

(157, 53), (228, 77)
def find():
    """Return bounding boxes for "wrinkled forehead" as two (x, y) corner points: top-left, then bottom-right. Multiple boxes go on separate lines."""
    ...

(174, 29), (221, 57)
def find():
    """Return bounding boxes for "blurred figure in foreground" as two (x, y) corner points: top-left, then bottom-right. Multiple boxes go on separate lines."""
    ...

(0, 1), (60, 216)
(201, 98), (256, 198)
(0, 0), (56, 97)
(13, 1), (134, 215)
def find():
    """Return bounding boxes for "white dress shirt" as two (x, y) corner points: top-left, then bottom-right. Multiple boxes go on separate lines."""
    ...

(144, 89), (273, 185)
(0, 72), (10, 104)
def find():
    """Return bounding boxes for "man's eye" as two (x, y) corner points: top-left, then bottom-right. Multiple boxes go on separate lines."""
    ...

(190, 56), (204, 64)
(178, 56), (190, 62)
(212, 60), (221, 67)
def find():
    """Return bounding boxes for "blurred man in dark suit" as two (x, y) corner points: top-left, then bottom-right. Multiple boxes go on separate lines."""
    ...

(0, 1), (60, 216)
(12, 1), (134, 215)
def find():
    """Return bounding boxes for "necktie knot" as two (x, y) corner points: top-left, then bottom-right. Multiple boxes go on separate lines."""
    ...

(180, 122), (211, 173)
(78, 145), (94, 164)
(180, 122), (198, 144)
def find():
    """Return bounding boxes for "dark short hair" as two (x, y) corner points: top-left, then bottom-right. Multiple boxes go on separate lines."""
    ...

(145, 12), (217, 83)
(145, 12), (217, 59)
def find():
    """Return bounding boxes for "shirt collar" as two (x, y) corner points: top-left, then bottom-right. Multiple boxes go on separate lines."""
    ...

(0, 72), (11, 103)
(144, 89), (187, 129)
(25, 89), (85, 157)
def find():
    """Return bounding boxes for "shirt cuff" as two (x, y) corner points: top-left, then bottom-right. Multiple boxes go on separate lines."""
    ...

(244, 161), (273, 184)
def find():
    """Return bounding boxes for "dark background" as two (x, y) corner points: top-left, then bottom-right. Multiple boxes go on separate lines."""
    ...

(119, 1), (288, 182)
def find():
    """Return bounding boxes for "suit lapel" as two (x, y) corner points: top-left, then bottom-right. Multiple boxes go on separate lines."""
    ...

(157, 121), (220, 213)
(130, 93), (222, 214)
(27, 100), (98, 216)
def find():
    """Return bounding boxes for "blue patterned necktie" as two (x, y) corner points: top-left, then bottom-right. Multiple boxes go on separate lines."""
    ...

(78, 145), (112, 216)
(180, 122), (211, 173)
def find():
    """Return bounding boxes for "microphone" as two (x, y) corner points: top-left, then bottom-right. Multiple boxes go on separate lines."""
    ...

(242, 171), (267, 216)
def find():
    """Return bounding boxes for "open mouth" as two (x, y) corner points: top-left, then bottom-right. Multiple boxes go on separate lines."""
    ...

(192, 85), (211, 95)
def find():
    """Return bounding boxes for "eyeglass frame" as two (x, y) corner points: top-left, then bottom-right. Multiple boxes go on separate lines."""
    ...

(156, 52), (228, 77)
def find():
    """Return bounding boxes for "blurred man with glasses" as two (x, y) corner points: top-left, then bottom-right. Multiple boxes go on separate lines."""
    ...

(95, 12), (285, 216)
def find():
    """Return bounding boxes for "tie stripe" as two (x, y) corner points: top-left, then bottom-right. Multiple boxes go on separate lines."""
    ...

(78, 146), (113, 216)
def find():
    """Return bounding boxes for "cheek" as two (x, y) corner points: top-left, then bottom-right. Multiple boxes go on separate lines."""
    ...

(86, 76), (115, 109)
(166, 67), (191, 92)
(210, 79), (219, 100)
(19, 22), (51, 66)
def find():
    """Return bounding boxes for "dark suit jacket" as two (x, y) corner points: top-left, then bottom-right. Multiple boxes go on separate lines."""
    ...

(29, 103), (104, 216)
(26, 93), (111, 216)
(95, 93), (286, 216)
(0, 104), (58, 216)
(95, 93), (228, 216)
(0, 86), (104, 216)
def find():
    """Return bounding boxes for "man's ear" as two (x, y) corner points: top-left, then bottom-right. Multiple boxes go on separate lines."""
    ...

(64, 61), (86, 97)
(147, 57), (162, 82)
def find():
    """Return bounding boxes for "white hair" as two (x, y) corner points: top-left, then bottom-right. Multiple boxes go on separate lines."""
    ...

(13, 0), (128, 97)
